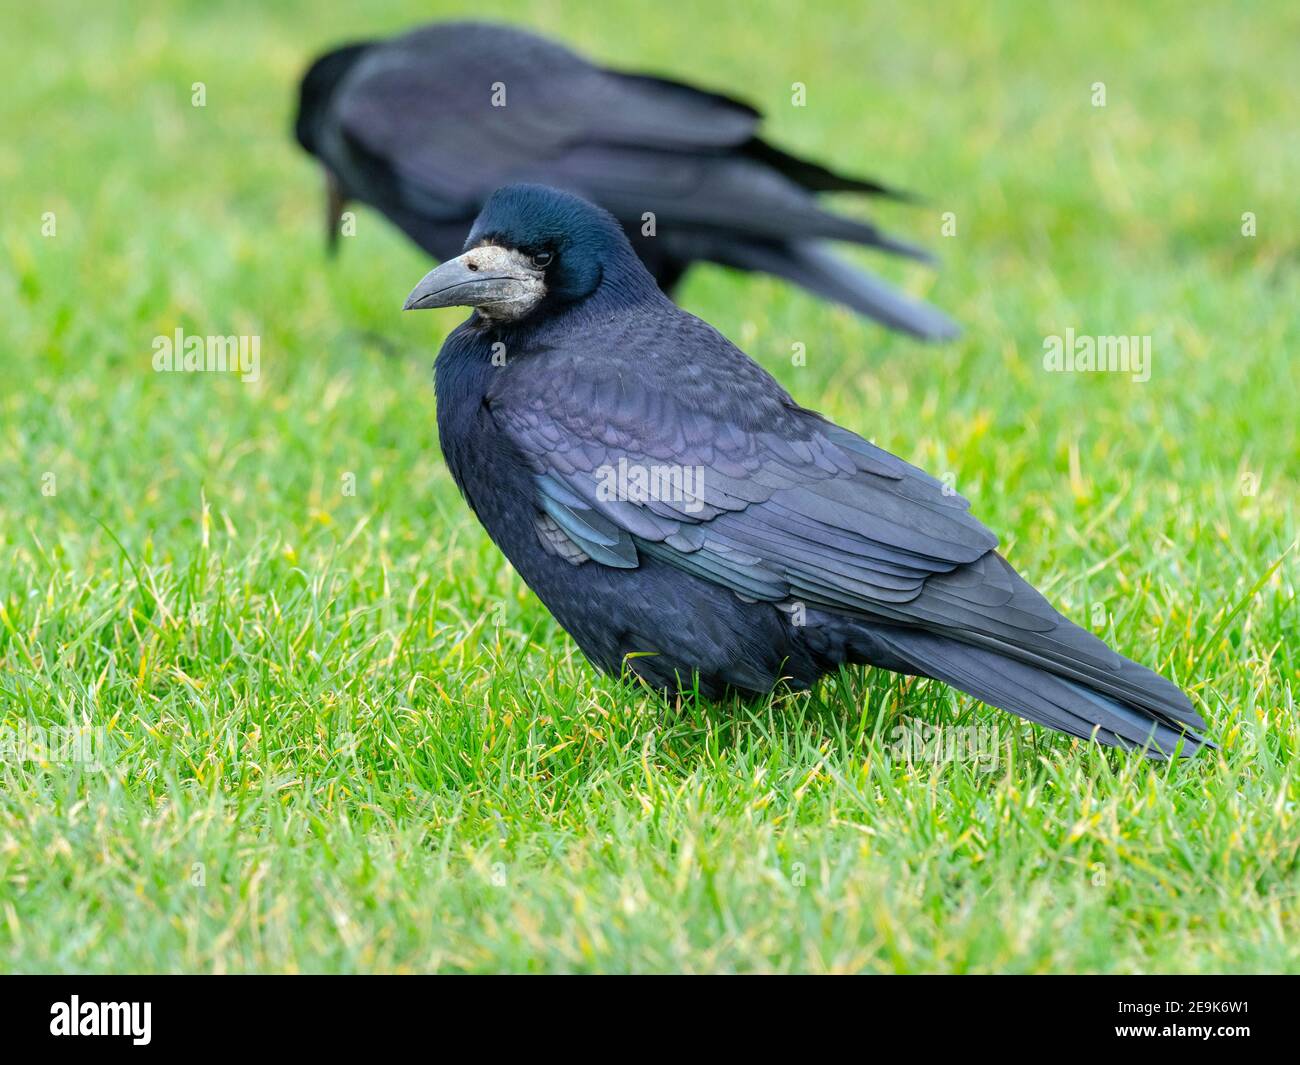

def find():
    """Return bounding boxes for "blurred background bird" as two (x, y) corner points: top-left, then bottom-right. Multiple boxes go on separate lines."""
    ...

(295, 20), (959, 339)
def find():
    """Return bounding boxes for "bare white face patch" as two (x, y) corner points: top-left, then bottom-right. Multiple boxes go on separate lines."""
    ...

(403, 244), (547, 320)
(465, 245), (548, 320)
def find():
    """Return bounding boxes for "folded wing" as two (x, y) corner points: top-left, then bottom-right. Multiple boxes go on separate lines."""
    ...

(491, 341), (1204, 744)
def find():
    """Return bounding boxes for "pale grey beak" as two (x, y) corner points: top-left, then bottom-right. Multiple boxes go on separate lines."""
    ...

(402, 247), (543, 317)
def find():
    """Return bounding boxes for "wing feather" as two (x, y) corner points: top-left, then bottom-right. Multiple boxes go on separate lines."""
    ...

(489, 339), (1198, 732)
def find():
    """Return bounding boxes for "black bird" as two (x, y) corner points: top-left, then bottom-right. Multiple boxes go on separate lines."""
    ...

(404, 184), (1208, 756)
(297, 21), (959, 340)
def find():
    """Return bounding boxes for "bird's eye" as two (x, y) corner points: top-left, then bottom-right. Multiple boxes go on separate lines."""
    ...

(531, 251), (553, 268)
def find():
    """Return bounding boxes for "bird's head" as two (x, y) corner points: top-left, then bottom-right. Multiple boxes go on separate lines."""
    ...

(294, 42), (370, 155)
(403, 184), (649, 323)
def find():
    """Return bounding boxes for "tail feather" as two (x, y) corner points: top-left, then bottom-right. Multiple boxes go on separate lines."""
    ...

(713, 240), (960, 340)
(869, 626), (1210, 758)
(850, 551), (1205, 735)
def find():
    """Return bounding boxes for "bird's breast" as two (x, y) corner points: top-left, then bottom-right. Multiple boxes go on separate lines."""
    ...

(434, 346), (538, 542)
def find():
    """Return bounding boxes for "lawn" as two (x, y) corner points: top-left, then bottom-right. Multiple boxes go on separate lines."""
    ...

(0, 0), (1296, 973)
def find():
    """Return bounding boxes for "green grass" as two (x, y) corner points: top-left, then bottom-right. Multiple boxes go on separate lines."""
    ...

(1, 0), (1297, 973)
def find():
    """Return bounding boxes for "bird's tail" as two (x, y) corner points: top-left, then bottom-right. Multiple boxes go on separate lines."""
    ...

(866, 625), (1211, 758)
(713, 240), (959, 340)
